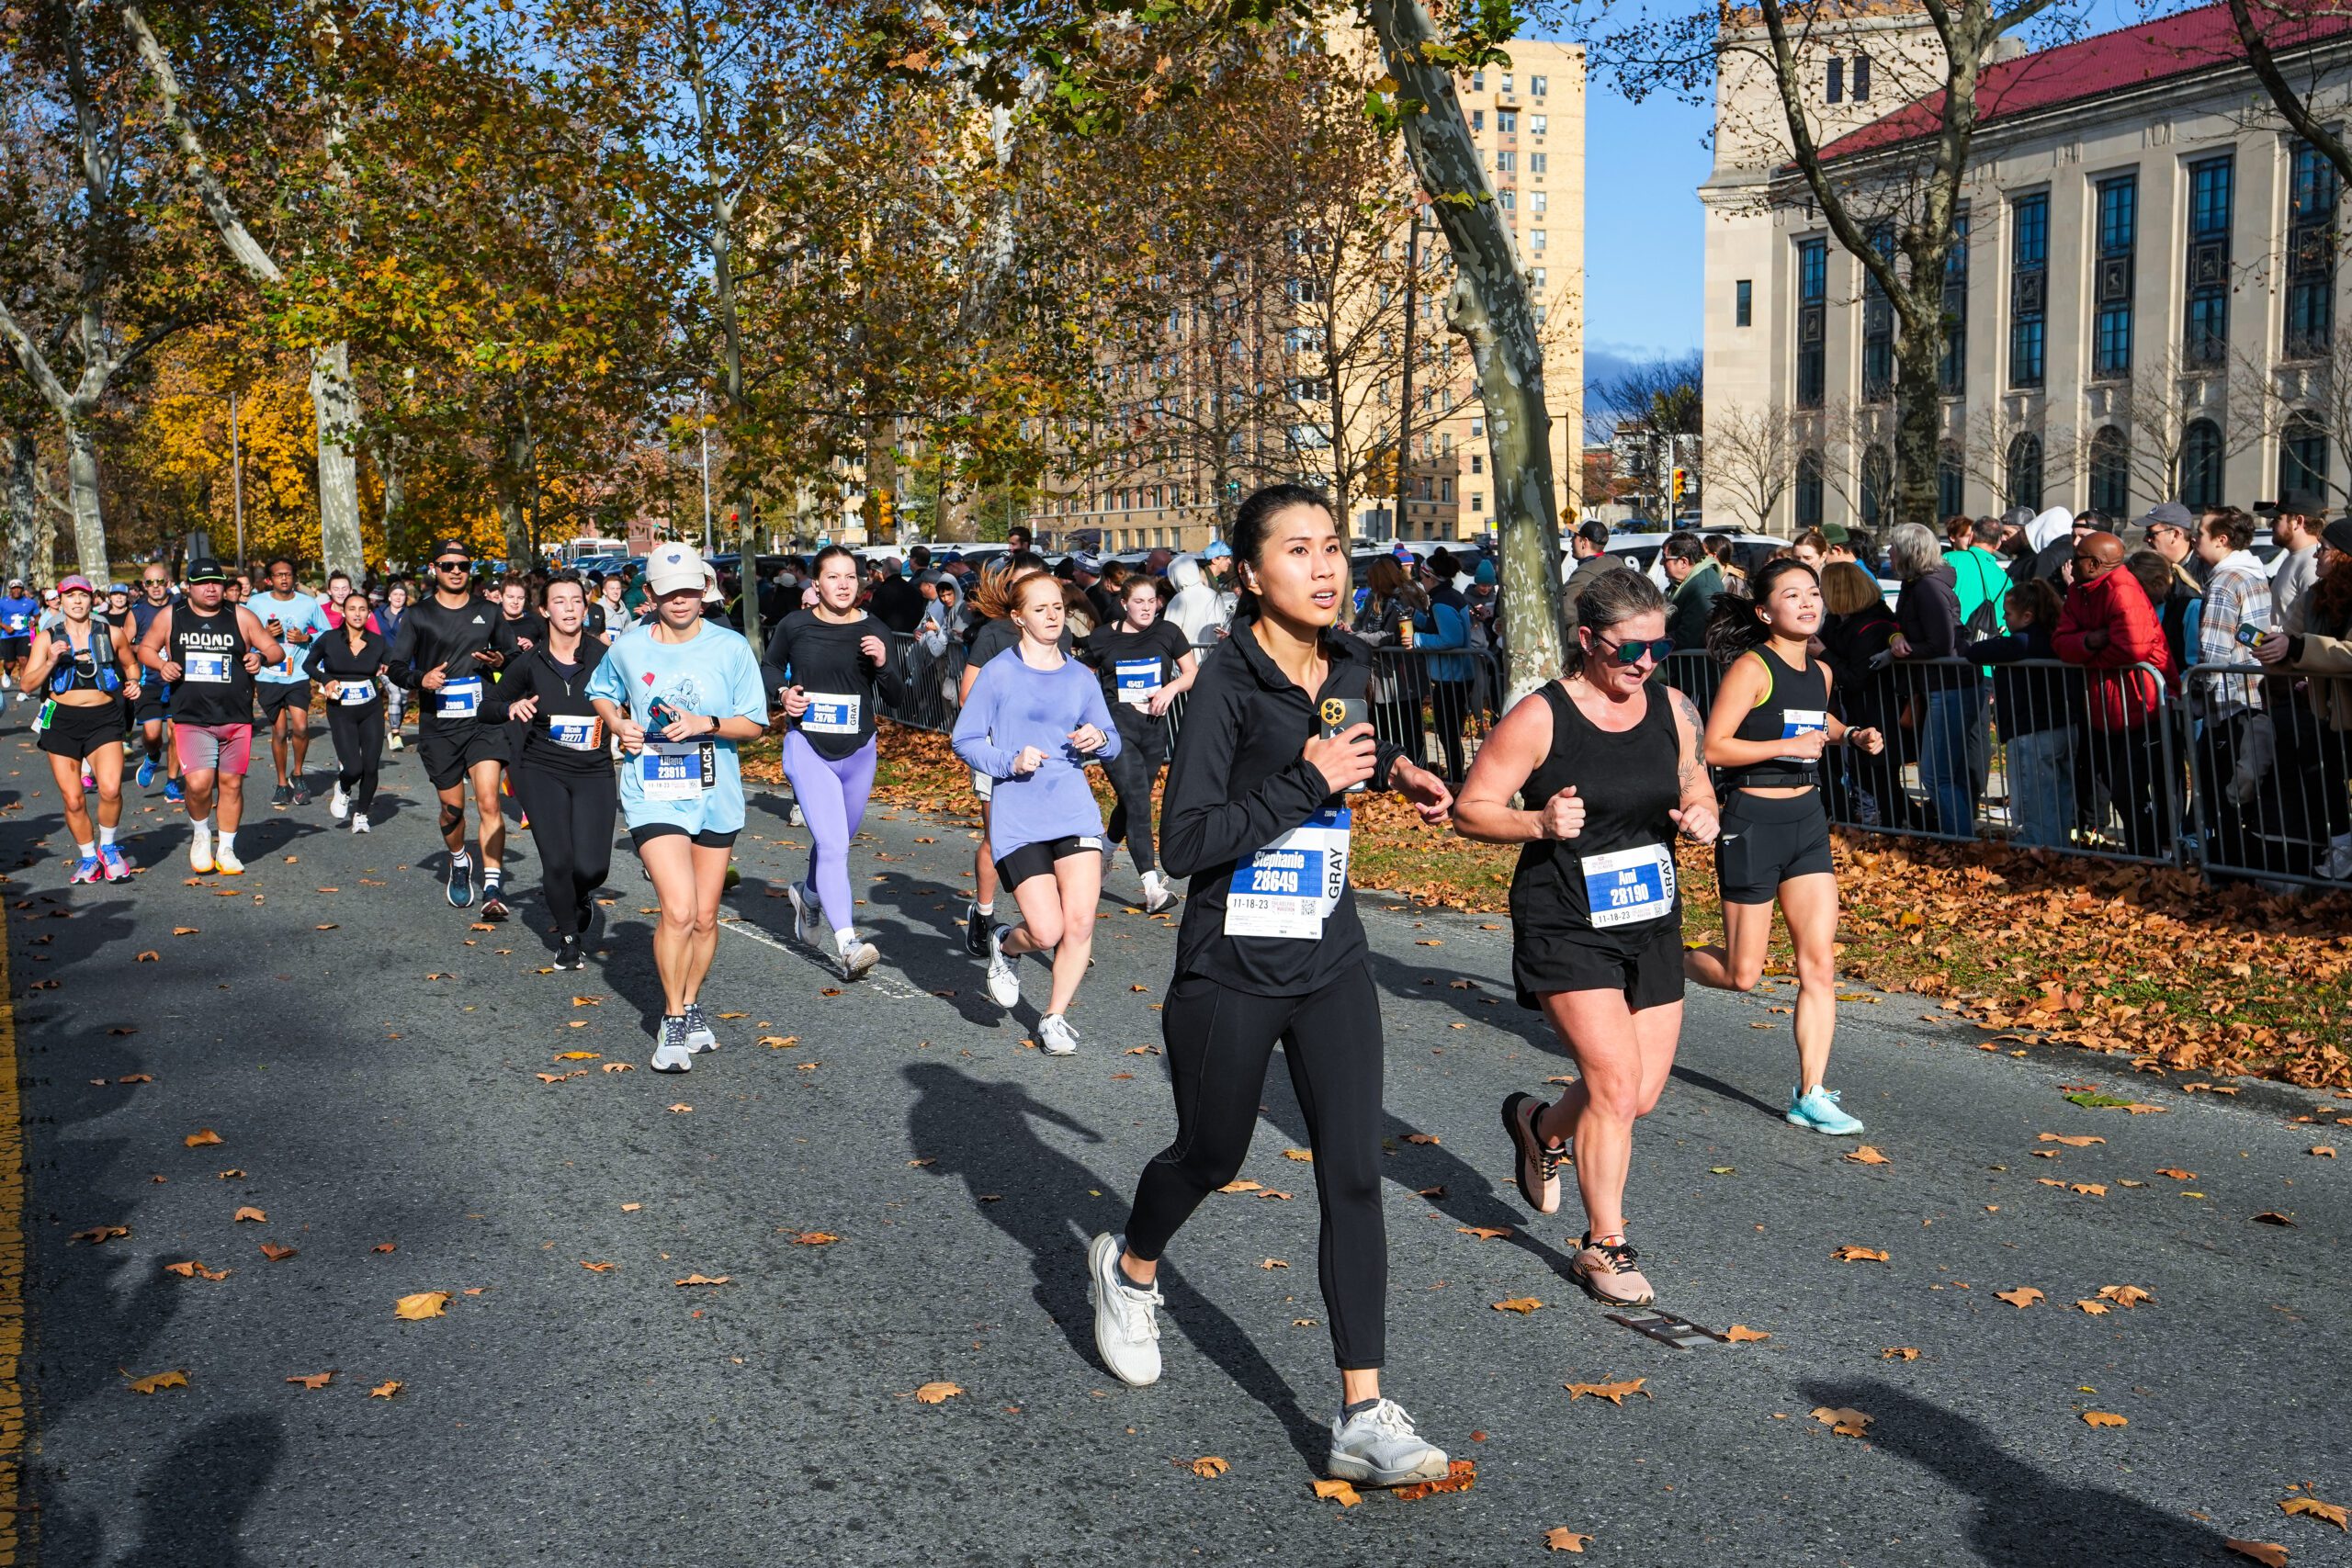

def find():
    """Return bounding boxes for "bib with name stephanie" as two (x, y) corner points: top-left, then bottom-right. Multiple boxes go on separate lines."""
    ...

(1225, 806), (1351, 940)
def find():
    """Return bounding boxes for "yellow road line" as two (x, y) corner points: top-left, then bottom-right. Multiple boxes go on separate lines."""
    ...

(0, 883), (27, 1564)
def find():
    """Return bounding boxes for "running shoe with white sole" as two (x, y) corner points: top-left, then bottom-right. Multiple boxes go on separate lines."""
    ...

(1568, 1234), (1655, 1307)
(985, 924), (1021, 1008)
(1786, 1086), (1864, 1135)
(187, 831), (213, 874)
(1039, 1013), (1080, 1055)
(682, 1002), (719, 1054)
(1500, 1091), (1568, 1215)
(213, 846), (245, 875)
(1326, 1399), (1449, 1489)
(446, 857), (475, 908)
(650, 1015), (693, 1073)
(1141, 879), (1174, 915)
(554, 936), (584, 971)
(271, 784), (292, 808)
(329, 784), (348, 821)
(837, 940), (879, 981)
(67, 854), (101, 886)
(1086, 1232), (1162, 1387)
(163, 780), (184, 804)
(387, 732), (403, 751)
(350, 813), (370, 834)
(786, 882), (819, 947)
(290, 780), (310, 807)
(98, 845), (131, 883)
(135, 756), (157, 790)
(479, 883), (511, 921)
(964, 899), (989, 957)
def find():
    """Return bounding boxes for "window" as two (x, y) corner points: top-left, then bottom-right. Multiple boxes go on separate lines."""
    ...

(1471, 492), (1484, 513)
(1860, 447), (1894, 527)
(1496, 151), (1516, 175)
(2007, 432), (2044, 512)
(2088, 425), (2130, 516)
(1530, 152), (1547, 175)
(1498, 189), (1516, 210)
(1938, 444), (1964, 517)
(2092, 175), (2135, 378)
(1530, 266), (1547, 290)
(2185, 155), (2233, 367)
(1530, 73), (1548, 96)
(1796, 237), (1827, 409)
(1852, 52), (1871, 99)
(1940, 206), (1969, 395)
(1440, 478), (1453, 502)
(1531, 190), (1547, 213)
(1470, 454), (1484, 474)
(1496, 109), (1518, 133)
(1501, 74), (1512, 95)
(2009, 193), (2048, 389)
(1470, 70), (1484, 91)
(1862, 226), (1894, 402)
(1531, 229), (1546, 251)
(1532, 114), (1547, 135)
(1472, 109), (1484, 131)
(1827, 57), (1844, 104)
(1736, 278), (1753, 327)
(2287, 141), (2337, 358)
(2282, 411), (2329, 499)
(1794, 451), (1825, 527)
(2179, 418), (2223, 509)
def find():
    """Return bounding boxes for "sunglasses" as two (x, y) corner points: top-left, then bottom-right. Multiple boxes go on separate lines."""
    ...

(1596, 635), (1675, 666)
(435, 558), (471, 571)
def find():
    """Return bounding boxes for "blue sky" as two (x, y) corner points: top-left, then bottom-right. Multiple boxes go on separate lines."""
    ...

(1581, 88), (1712, 368)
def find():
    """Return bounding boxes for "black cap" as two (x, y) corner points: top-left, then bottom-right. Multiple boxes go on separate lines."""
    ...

(2325, 518), (2352, 556)
(430, 537), (472, 562)
(185, 558), (227, 585)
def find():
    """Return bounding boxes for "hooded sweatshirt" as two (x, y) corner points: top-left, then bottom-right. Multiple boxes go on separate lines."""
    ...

(2025, 506), (2076, 584)
(1166, 557), (1227, 646)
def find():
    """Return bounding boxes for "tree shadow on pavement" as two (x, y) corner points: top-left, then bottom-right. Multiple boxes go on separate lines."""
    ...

(1798, 1382), (2244, 1567)
(900, 1062), (1329, 1471)
(107, 1412), (286, 1568)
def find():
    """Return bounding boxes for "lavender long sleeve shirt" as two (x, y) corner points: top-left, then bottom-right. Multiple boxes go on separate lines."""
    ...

(951, 650), (1122, 860)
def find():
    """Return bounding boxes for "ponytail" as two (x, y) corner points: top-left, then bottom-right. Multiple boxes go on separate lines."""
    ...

(1705, 556), (1818, 666)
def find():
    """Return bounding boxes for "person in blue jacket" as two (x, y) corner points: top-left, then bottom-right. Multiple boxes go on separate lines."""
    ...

(1412, 549), (1476, 780)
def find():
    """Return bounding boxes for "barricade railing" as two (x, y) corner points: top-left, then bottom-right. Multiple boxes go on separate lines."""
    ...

(2181, 662), (2352, 889)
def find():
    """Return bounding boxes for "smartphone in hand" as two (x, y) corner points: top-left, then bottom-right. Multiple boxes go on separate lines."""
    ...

(1317, 696), (1372, 794)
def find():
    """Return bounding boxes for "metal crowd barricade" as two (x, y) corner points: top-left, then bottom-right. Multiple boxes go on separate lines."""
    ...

(2181, 662), (2352, 890)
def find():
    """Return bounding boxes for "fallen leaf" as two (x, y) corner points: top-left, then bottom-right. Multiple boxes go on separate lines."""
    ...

(116, 1073), (153, 1085)
(1843, 1145), (1891, 1166)
(393, 1292), (450, 1320)
(534, 1073), (567, 1084)
(2283, 1495), (2348, 1530)
(286, 1371), (334, 1390)
(135, 951), (159, 963)
(368, 1381), (402, 1399)
(1392, 1459), (1476, 1501)
(667, 1103), (693, 1113)
(127, 1370), (187, 1395)
(913, 1382), (963, 1404)
(1491, 1297), (1544, 1314)
(2156, 1168), (2198, 1179)
(1995, 1286), (2044, 1309)
(1564, 1379), (1650, 1405)
(233, 1206), (267, 1224)
(570, 996), (602, 1007)
(620, 1202), (641, 1213)
(602, 1062), (633, 1074)
(70, 1224), (129, 1245)
(792, 1231), (840, 1246)
(258, 1243), (298, 1262)
(2226, 1541), (2289, 1566)
(171, 926), (198, 936)
(1404, 1133), (1441, 1145)
(1217, 1179), (1264, 1194)
(2039, 1134), (2106, 1146)
(2081, 1410), (2128, 1427)
(1810, 1404), (1873, 1438)
(1187, 1456), (1229, 1478)
(314, 923), (339, 931)
(372, 1242), (396, 1253)
(673, 1274), (731, 1287)
(1311, 1479), (1361, 1507)
(1832, 1245), (1889, 1263)
(1281, 1147), (1313, 1162)
(2252, 1212), (2299, 1226)
(2098, 1284), (2154, 1308)
(2069, 1183), (2109, 1197)
(759, 1035), (799, 1049)
(1544, 1528), (1593, 1553)
(555, 1051), (599, 1062)
(579, 1261), (616, 1273)
(184, 1128), (223, 1148)
(2074, 1300), (2112, 1314)
(1724, 1325), (1771, 1342)
(1457, 1225), (1512, 1240)
(1881, 1347), (1920, 1360)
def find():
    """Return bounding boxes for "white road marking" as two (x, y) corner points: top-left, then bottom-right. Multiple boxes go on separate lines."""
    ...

(718, 916), (927, 1000)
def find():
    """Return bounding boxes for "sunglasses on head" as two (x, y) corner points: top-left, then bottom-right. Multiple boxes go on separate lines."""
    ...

(1596, 635), (1675, 666)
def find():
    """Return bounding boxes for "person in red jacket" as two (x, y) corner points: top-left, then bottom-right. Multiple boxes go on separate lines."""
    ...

(2052, 531), (2175, 857)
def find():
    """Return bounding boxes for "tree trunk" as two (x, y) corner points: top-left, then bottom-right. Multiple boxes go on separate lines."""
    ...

(1367, 0), (1565, 702)
(62, 415), (109, 582)
(735, 497), (762, 654)
(866, 419), (899, 541)
(5, 432), (38, 585)
(309, 344), (366, 575)
(1892, 306), (1942, 526)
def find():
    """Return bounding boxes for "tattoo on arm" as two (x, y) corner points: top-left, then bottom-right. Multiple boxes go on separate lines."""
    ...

(1669, 688), (1707, 795)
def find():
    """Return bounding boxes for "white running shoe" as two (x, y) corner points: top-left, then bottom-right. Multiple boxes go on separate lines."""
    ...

(351, 812), (371, 834)
(985, 924), (1021, 1008)
(188, 829), (214, 874)
(213, 845), (245, 876)
(1086, 1233), (1162, 1387)
(837, 939), (879, 981)
(650, 1016), (693, 1073)
(387, 732), (403, 751)
(786, 881), (819, 947)
(681, 1002), (719, 1054)
(1039, 1013), (1080, 1055)
(1141, 877), (1174, 915)
(1327, 1399), (1450, 1489)
(329, 784), (348, 821)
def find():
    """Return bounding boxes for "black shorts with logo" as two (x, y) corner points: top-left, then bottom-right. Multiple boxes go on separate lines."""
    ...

(418, 722), (509, 790)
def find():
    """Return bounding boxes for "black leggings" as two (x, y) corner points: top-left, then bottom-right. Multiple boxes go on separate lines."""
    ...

(1124, 966), (1386, 1371)
(1102, 723), (1167, 875)
(511, 762), (617, 938)
(325, 704), (384, 814)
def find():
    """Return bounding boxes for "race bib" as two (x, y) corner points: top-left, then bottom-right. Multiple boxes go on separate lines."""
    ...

(183, 651), (230, 683)
(1115, 659), (1161, 707)
(336, 678), (376, 706)
(802, 693), (860, 736)
(435, 676), (482, 719)
(1225, 807), (1351, 940)
(1581, 843), (1675, 930)
(640, 741), (712, 801)
(1779, 708), (1827, 761)
(547, 715), (604, 752)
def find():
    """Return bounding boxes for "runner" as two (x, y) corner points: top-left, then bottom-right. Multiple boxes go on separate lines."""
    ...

(763, 545), (903, 980)
(135, 558), (285, 875)
(302, 589), (390, 834)
(127, 566), (182, 800)
(248, 558), (331, 808)
(386, 539), (510, 913)
(1682, 558), (1884, 1135)
(1453, 567), (1719, 1308)
(378, 581), (410, 749)
(954, 550), (1053, 958)
(594, 572), (630, 643)
(951, 568), (1121, 1052)
(23, 575), (143, 883)
(481, 572), (613, 971)
(1079, 572), (1198, 913)
(0, 579), (36, 703)
(1083, 484), (1457, 1488)
(585, 542), (769, 1071)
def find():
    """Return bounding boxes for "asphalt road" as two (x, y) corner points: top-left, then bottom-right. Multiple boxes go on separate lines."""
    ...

(3, 710), (2346, 1567)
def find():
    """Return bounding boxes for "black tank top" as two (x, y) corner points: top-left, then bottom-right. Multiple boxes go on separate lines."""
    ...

(1508, 680), (1683, 936)
(1723, 646), (1830, 790)
(169, 603), (253, 727)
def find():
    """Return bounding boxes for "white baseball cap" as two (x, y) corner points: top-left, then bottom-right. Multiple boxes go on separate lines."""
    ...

(643, 541), (718, 600)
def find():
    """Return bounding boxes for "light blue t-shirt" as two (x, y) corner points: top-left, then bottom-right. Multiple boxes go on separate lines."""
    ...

(249, 592), (331, 684)
(586, 620), (769, 834)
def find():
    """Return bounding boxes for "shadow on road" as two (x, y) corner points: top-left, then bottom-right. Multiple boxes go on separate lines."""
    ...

(901, 1062), (1329, 1471)
(109, 1412), (286, 1568)
(1798, 1382), (2243, 1566)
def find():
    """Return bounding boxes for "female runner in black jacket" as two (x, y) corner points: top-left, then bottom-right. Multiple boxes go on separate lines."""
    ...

(1081, 484), (1457, 1491)
(302, 591), (391, 833)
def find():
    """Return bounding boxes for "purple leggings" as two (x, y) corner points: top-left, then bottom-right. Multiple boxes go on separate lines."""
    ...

(781, 728), (876, 934)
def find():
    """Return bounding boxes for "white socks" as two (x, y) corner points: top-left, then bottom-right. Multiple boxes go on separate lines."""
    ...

(97, 825), (115, 847)
(834, 928), (859, 956)
(191, 814), (212, 839)
(219, 831), (235, 858)
(75, 840), (94, 859)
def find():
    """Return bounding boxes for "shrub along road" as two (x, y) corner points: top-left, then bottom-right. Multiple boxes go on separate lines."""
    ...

(5, 720), (2346, 1566)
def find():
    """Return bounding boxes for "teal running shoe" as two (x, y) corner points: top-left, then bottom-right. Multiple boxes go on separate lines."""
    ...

(1787, 1086), (1865, 1135)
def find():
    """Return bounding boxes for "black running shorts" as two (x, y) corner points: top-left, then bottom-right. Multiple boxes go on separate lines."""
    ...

(995, 833), (1104, 890)
(1715, 790), (1835, 905)
(418, 722), (509, 790)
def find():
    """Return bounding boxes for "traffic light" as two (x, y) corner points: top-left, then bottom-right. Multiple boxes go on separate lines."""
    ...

(1671, 468), (1688, 506)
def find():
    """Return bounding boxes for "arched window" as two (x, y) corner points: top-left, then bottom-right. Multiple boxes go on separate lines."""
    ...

(2088, 425), (2130, 517)
(1794, 450), (1825, 529)
(2007, 432), (2043, 513)
(2281, 411), (2329, 502)
(1937, 443), (1964, 518)
(2179, 418), (2223, 510)
(1860, 446), (1894, 528)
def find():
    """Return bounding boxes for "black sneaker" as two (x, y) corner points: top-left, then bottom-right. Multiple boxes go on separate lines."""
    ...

(446, 858), (475, 908)
(964, 900), (989, 957)
(271, 784), (293, 807)
(289, 780), (310, 807)
(555, 936), (584, 970)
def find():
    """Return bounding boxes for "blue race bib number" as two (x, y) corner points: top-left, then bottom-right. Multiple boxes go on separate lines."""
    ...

(1580, 843), (1674, 931)
(1225, 807), (1351, 940)
(802, 693), (860, 736)
(640, 742), (707, 801)
(1779, 707), (1827, 761)
(435, 676), (482, 719)
(184, 651), (230, 683)
(336, 679), (375, 706)
(547, 715), (603, 751)
(1115, 659), (1161, 707)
